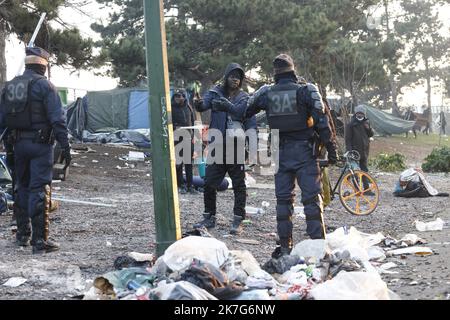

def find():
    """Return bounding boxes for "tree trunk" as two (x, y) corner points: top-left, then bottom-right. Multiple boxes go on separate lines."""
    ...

(425, 58), (433, 132)
(0, 23), (7, 87)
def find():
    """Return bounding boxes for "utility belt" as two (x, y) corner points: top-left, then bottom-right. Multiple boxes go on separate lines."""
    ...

(12, 128), (55, 145)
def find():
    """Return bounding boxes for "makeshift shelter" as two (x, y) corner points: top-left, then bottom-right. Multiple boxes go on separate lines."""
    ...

(66, 88), (151, 136)
(358, 104), (415, 136)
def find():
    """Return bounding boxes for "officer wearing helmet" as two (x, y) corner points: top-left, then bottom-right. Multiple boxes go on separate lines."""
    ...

(0, 46), (71, 253)
(246, 54), (338, 258)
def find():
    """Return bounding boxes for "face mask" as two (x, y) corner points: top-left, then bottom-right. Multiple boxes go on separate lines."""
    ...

(356, 116), (364, 121)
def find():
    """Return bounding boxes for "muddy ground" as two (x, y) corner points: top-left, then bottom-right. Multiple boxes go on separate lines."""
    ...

(0, 135), (449, 300)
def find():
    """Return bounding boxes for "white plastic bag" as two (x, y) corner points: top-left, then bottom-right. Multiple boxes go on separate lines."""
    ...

(309, 271), (391, 300)
(163, 236), (229, 271)
(415, 218), (444, 231)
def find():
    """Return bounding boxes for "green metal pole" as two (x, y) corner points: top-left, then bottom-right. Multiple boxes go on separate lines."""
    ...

(143, 0), (181, 256)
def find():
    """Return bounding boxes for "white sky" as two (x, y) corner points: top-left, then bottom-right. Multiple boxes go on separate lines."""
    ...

(4, 0), (450, 108)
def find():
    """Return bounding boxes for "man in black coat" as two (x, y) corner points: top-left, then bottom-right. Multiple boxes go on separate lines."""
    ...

(345, 105), (374, 194)
(171, 89), (199, 194)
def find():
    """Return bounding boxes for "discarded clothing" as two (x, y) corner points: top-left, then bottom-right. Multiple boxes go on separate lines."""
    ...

(262, 255), (304, 275)
(180, 259), (244, 299)
(394, 168), (448, 197)
(114, 256), (152, 270)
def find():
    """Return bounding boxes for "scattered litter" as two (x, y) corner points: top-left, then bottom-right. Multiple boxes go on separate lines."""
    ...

(163, 236), (229, 271)
(235, 238), (260, 245)
(261, 201), (270, 208)
(309, 272), (391, 300)
(52, 197), (117, 208)
(128, 151), (145, 161)
(387, 246), (433, 256)
(106, 241), (112, 247)
(149, 280), (217, 300)
(291, 239), (328, 261)
(415, 218), (444, 232)
(72, 163), (85, 168)
(409, 281), (418, 286)
(245, 206), (265, 216)
(2, 277), (27, 287)
(262, 255), (304, 274)
(378, 262), (398, 274)
(180, 258), (244, 299)
(92, 160), (99, 163)
(128, 252), (154, 262)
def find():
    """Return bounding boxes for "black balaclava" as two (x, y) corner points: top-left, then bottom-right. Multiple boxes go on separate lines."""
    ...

(26, 64), (47, 76)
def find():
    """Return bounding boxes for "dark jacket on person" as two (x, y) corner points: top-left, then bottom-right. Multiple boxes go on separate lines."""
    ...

(171, 90), (195, 130)
(195, 63), (250, 142)
(404, 110), (416, 121)
(0, 67), (69, 149)
(345, 116), (374, 160)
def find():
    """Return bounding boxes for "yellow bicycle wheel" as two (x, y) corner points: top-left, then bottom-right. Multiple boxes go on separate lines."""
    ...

(338, 170), (379, 215)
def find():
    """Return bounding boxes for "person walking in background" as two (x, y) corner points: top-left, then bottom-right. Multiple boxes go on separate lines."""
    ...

(404, 107), (417, 138)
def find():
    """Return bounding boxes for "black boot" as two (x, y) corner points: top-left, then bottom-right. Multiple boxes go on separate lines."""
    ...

(193, 213), (216, 229)
(230, 215), (244, 235)
(31, 213), (59, 254)
(187, 186), (200, 195)
(271, 237), (293, 259)
(14, 205), (31, 246)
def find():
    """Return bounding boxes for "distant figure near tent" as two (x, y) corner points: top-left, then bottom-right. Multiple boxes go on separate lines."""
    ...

(403, 107), (417, 138)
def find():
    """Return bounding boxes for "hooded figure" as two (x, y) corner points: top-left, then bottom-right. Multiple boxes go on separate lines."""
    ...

(171, 89), (198, 194)
(345, 105), (374, 192)
(193, 63), (254, 235)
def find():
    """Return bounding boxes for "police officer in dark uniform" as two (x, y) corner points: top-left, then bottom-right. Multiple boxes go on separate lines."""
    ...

(193, 63), (253, 235)
(246, 54), (337, 258)
(0, 47), (71, 254)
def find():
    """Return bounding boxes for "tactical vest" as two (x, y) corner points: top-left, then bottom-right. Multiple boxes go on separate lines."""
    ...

(266, 83), (311, 132)
(2, 75), (48, 130)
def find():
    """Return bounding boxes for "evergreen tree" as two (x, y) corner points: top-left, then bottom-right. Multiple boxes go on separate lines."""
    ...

(0, 0), (100, 84)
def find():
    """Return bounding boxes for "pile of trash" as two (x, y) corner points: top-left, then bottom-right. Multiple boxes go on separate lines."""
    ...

(81, 129), (151, 149)
(82, 223), (443, 300)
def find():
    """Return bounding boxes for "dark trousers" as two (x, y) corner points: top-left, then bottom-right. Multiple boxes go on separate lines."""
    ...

(359, 157), (372, 190)
(204, 163), (246, 217)
(203, 142), (246, 218)
(14, 139), (53, 218)
(175, 139), (194, 188)
(275, 140), (325, 242)
(176, 163), (193, 188)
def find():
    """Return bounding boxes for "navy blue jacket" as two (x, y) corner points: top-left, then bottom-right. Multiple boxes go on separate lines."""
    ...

(246, 74), (333, 143)
(0, 69), (69, 148)
(195, 63), (253, 143)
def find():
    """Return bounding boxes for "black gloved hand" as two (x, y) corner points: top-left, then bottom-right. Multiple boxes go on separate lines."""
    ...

(61, 146), (72, 169)
(193, 98), (203, 111)
(212, 97), (233, 112)
(326, 141), (338, 165)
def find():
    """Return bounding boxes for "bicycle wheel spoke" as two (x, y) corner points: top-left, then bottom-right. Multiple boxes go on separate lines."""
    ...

(343, 177), (358, 192)
(355, 196), (360, 213)
(342, 192), (358, 201)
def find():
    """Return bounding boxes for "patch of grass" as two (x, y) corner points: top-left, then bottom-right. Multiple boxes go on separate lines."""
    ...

(422, 146), (450, 172)
(369, 153), (407, 172)
(389, 133), (450, 148)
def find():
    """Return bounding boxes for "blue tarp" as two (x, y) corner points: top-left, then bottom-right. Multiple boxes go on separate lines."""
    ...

(128, 91), (150, 129)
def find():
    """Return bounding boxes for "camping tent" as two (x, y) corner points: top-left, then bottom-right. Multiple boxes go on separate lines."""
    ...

(358, 104), (415, 135)
(66, 88), (152, 137)
(65, 88), (153, 147)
